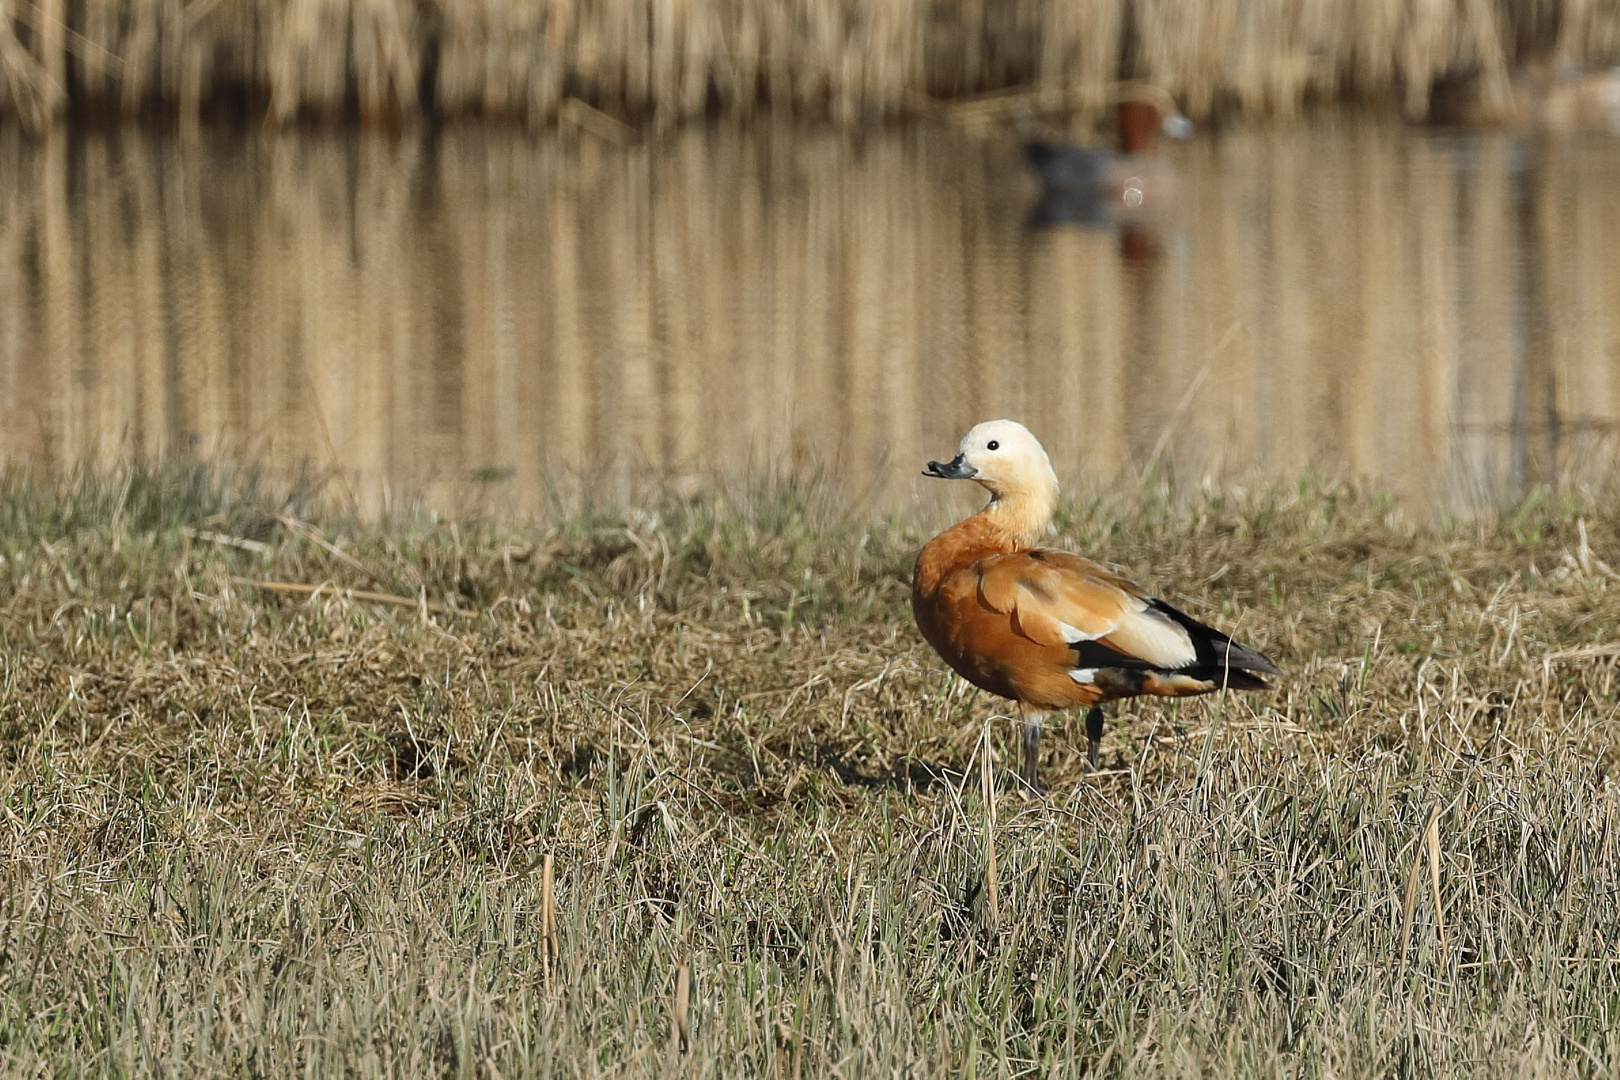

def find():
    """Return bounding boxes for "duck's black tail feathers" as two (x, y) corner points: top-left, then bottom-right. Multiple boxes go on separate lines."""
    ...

(1149, 598), (1282, 681)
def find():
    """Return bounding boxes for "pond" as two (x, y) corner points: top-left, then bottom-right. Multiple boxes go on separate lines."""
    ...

(2, 117), (1618, 518)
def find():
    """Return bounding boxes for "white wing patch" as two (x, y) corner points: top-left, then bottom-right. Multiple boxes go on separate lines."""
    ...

(1110, 608), (1199, 668)
(1058, 621), (1105, 644)
(1069, 668), (1098, 685)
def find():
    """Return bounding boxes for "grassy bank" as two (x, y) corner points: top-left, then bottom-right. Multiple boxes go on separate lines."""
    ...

(2, 465), (1620, 1075)
(1, 0), (1617, 130)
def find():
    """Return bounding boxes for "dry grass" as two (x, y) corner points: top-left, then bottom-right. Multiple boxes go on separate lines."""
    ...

(2, 0), (1620, 129)
(2, 463), (1620, 1074)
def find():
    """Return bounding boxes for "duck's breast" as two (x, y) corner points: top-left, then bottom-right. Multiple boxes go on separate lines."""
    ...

(913, 539), (1103, 709)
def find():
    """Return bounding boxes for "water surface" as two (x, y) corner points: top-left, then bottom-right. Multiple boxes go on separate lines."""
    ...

(3, 119), (1618, 517)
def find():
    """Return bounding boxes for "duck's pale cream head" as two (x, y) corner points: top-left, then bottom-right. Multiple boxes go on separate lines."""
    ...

(924, 419), (1059, 538)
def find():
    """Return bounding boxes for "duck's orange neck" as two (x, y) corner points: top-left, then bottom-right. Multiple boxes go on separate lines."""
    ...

(914, 489), (1054, 591)
(981, 489), (1053, 545)
(979, 470), (1058, 544)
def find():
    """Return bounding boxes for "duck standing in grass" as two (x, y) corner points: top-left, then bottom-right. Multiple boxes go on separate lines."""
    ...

(912, 420), (1280, 787)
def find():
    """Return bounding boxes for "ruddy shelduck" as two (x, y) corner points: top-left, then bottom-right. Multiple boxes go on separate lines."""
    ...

(912, 420), (1281, 787)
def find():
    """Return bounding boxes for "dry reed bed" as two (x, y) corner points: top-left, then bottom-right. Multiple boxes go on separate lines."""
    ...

(1, 466), (1619, 1074)
(2, 0), (1620, 128)
(6, 122), (1620, 520)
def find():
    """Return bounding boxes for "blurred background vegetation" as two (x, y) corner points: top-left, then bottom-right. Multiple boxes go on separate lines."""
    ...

(1, 0), (1617, 130)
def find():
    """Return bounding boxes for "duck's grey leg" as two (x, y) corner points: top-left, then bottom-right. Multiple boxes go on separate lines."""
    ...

(1017, 706), (1044, 790)
(1021, 720), (1042, 789)
(1086, 706), (1105, 770)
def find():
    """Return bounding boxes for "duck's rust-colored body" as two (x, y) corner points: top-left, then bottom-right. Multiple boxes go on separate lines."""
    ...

(912, 420), (1280, 786)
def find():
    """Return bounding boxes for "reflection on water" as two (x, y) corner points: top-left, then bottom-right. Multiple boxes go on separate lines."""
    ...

(2, 120), (1619, 517)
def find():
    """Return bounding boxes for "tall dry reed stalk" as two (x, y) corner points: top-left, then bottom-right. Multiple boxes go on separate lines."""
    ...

(2, 0), (1619, 128)
(540, 851), (556, 990)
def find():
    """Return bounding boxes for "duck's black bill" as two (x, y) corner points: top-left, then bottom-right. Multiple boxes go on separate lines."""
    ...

(923, 455), (977, 479)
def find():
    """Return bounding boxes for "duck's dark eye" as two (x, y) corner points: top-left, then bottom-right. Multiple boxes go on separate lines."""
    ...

(987, 440), (1000, 451)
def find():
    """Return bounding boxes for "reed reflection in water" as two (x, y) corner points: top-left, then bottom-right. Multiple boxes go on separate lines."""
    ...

(1, 121), (1618, 517)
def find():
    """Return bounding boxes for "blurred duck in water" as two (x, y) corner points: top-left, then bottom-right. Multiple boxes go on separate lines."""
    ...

(1536, 65), (1620, 133)
(1025, 85), (1193, 227)
(1428, 58), (1620, 133)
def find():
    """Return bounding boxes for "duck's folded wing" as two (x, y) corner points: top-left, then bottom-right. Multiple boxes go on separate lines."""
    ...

(975, 550), (1206, 670)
